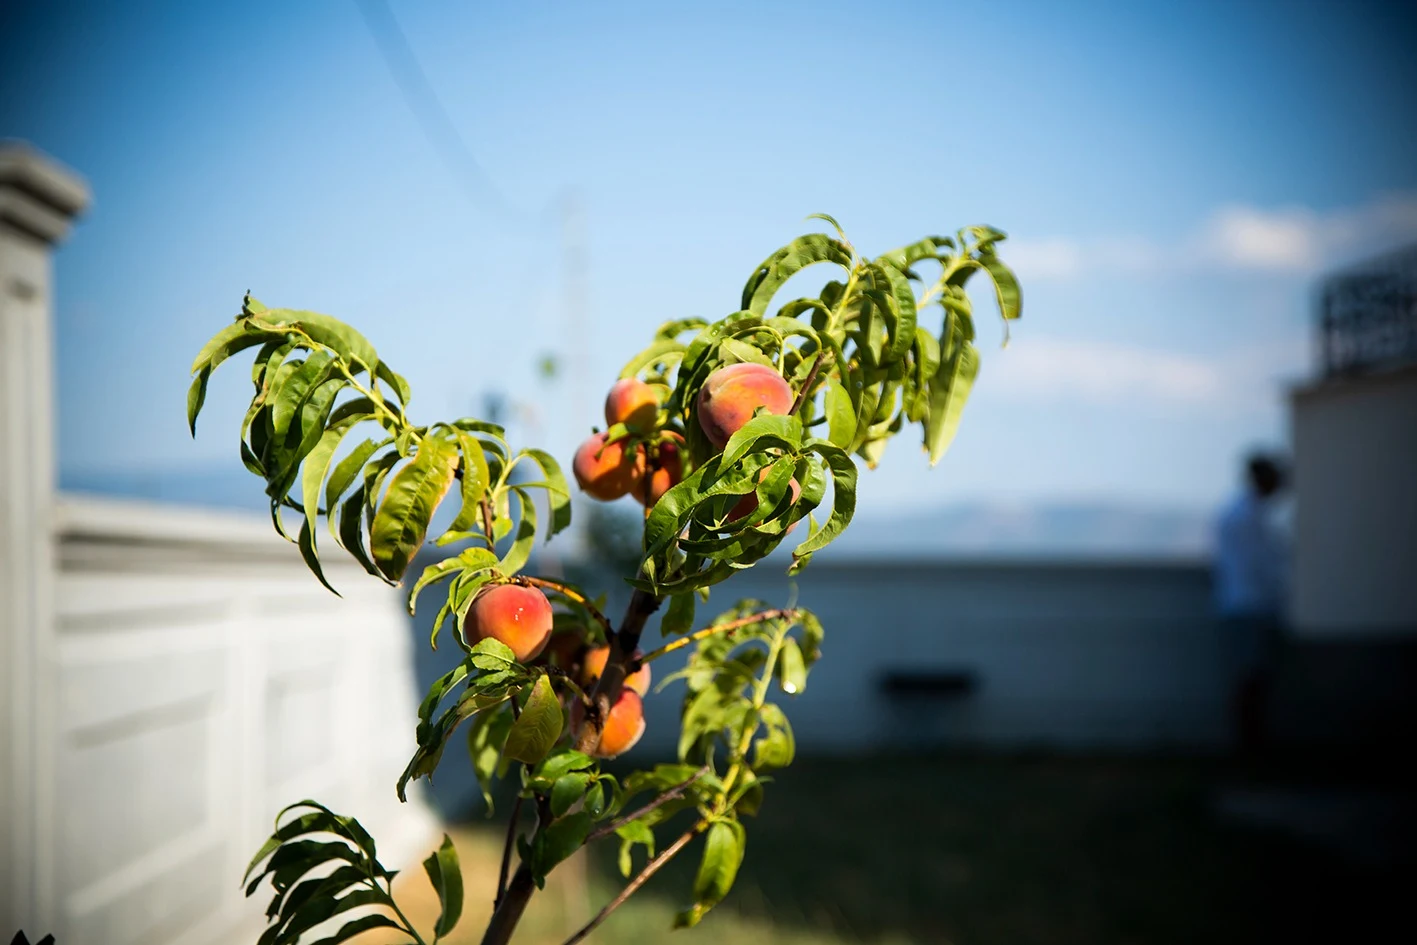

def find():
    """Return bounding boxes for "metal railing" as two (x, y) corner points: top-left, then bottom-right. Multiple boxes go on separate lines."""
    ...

(1319, 243), (1417, 378)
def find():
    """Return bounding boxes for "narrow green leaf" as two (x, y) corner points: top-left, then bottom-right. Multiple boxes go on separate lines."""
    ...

(370, 437), (459, 581)
(422, 833), (463, 938)
(498, 488), (538, 574)
(503, 675), (563, 765)
(535, 811), (591, 877)
(822, 377), (856, 448)
(661, 591), (696, 637)
(980, 255), (1023, 327)
(677, 820), (746, 927)
(518, 448), (572, 537)
(303, 915), (402, 945)
(742, 234), (854, 317)
(777, 637), (806, 695)
(467, 703), (514, 812)
(187, 368), (211, 436)
(924, 342), (980, 465)
(550, 772), (591, 818)
(442, 430), (491, 538)
(792, 445), (857, 558)
(375, 360), (412, 407)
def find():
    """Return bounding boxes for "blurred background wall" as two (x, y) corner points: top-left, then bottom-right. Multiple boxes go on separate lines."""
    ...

(4, 2), (1416, 943)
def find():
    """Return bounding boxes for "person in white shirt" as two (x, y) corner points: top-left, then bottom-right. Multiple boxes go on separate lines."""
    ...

(1213, 453), (1289, 756)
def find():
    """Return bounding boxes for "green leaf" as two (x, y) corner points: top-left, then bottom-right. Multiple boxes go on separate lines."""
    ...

(442, 430), (491, 538)
(980, 255), (1023, 327)
(517, 448), (572, 538)
(792, 444), (856, 558)
(535, 811), (592, 878)
(661, 591), (696, 637)
(753, 704), (796, 771)
(249, 308), (379, 371)
(536, 750), (595, 781)
(190, 316), (275, 375)
(422, 833), (463, 938)
(270, 351), (335, 439)
(325, 439), (385, 544)
(821, 377), (856, 448)
(467, 703), (514, 812)
(469, 636), (517, 671)
(550, 772), (591, 818)
(503, 676), (563, 765)
(924, 342), (980, 466)
(676, 820), (746, 928)
(297, 518), (339, 597)
(303, 915), (402, 945)
(301, 415), (367, 557)
(187, 368), (211, 436)
(621, 338), (686, 378)
(876, 261), (920, 365)
(375, 360), (412, 408)
(409, 547), (499, 623)
(370, 437), (459, 581)
(719, 413), (803, 471)
(742, 234), (854, 317)
(777, 637), (806, 695)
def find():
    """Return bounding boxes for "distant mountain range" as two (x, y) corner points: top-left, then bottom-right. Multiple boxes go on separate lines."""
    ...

(827, 501), (1211, 559)
(61, 465), (1212, 560)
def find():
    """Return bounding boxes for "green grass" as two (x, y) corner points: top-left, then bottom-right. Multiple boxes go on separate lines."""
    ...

(376, 754), (1410, 945)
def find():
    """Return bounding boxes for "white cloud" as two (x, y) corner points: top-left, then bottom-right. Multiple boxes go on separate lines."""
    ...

(982, 333), (1309, 410)
(987, 337), (1225, 405)
(1006, 192), (1417, 281)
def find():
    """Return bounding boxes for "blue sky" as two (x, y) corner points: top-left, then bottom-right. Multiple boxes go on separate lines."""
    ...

(4, 0), (1416, 520)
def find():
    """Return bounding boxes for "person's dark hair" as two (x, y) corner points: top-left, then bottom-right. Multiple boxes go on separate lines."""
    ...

(1246, 453), (1286, 497)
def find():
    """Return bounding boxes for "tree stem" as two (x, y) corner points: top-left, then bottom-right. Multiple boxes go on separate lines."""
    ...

(638, 609), (799, 665)
(586, 765), (710, 843)
(559, 823), (702, 945)
(494, 794), (524, 910)
(480, 864), (536, 945)
(574, 587), (661, 754)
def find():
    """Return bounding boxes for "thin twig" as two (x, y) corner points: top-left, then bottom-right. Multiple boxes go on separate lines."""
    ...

(494, 794), (525, 910)
(789, 349), (831, 415)
(479, 496), (496, 545)
(638, 609), (799, 665)
(586, 765), (711, 843)
(560, 823), (703, 945)
(516, 576), (614, 637)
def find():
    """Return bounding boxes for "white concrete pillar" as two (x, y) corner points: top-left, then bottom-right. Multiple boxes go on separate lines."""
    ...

(0, 143), (89, 938)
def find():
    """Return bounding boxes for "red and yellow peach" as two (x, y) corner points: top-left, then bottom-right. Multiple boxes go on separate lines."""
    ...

(696, 363), (794, 449)
(463, 584), (553, 662)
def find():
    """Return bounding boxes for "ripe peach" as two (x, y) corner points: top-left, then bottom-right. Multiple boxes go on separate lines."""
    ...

(572, 432), (646, 501)
(580, 645), (651, 696)
(728, 466), (802, 526)
(464, 584), (553, 662)
(696, 362), (794, 449)
(636, 433), (684, 507)
(604, 378), (660, 431)
(571, 690), (646, 759)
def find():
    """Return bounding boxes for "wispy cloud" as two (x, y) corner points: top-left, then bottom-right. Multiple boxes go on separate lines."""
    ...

(1007, 192), (1417, 281)
(984, 334), (1308, 409)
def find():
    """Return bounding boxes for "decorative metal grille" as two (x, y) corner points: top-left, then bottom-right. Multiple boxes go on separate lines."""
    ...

(1319, 243), (1417, 377)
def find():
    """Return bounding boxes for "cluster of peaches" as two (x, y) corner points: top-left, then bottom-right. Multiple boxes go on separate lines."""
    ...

(459, 362), (801, 759)
(571, 362), (799, 515)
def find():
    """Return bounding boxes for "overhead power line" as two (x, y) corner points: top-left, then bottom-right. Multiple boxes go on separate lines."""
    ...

(354, 0), (519, 223)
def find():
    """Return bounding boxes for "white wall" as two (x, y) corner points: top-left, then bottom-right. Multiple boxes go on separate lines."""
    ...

(1, 144), (438, 945)
(1291, 366), (1417, 638)
(42, 496), (438, 945)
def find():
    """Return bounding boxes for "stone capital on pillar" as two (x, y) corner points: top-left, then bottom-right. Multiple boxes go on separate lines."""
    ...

(1, 141), (89, 937)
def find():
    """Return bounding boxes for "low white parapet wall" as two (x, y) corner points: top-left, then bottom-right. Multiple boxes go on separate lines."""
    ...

(37, 494), (438, 945)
